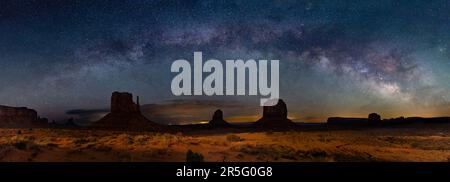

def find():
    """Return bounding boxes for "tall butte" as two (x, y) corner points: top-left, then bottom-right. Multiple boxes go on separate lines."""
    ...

(92, 92), (159, 131)
(255, 99), (296, 127)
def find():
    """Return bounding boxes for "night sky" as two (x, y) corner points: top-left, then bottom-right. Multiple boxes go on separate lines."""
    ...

(1, 0), (449, 124)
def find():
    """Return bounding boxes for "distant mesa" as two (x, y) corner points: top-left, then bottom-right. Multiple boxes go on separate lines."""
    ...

(255, 99), (296, 127)
(92, 92), (160, 131)
(327, 113), (382, 125)
(384, 116), (450, 124)
(0, 105), (39, 128)
(328, 113), (450, 125)
(327, 117), (367, 125)
(208, 109), (231, 127)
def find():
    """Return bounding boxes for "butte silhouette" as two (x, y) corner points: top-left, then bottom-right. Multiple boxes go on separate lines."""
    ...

(92, 92), (160, 131)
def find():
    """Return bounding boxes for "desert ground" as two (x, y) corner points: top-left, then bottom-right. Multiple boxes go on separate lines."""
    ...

(1, 124), (450, 162)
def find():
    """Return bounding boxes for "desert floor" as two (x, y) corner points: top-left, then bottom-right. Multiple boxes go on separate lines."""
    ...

(1, 124), (450, 162)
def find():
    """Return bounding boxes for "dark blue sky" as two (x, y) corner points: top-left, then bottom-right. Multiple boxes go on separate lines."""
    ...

(0, 0), (449, 123)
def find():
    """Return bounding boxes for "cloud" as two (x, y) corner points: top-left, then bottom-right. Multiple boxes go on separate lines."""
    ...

(142, 99), (259, 125)
(65, 109), (109, 126)
(66, 99), (259, 125)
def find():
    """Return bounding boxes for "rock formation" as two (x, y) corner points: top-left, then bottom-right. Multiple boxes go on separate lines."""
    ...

(111, 92), (140, 114)
(208, 109), (230, 127)
(255, 99), (296, 127)
(328, 113), (382, 125)
(93, 92), (159, 131)
(368, 113), (381, 123)
(0, 105), (38, 128)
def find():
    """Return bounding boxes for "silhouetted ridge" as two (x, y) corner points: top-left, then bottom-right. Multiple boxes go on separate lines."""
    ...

(327, 117), (367, 125)
(327, 113), (381, 125)
(327, 113), (450, 126)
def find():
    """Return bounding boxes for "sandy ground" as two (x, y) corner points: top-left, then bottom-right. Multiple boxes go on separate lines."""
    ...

(1, 124), (450, 162)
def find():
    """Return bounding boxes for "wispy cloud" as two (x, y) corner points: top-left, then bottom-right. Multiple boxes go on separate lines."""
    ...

(66, 99), (260, 125)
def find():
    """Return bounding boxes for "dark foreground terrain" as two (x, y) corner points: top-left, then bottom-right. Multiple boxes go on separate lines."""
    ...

(1, 123), (450, 162)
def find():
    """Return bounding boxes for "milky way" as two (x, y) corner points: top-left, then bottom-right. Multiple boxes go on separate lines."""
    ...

(0, 0), (449, 123)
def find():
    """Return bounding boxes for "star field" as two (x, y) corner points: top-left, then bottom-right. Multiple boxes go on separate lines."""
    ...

(0, 0), (449, 122)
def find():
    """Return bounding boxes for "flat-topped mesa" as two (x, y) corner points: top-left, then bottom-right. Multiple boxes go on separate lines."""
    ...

(93, 92), (159, 131)
(209, 109), (230, 127)
(0, 105), (38, 127)
(327, 113), (382, 125)
(255, 99), (296, 127)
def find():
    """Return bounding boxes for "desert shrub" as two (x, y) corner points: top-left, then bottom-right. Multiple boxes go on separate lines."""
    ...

(331, 151), (381, 162)
(186, 150), (204, 162)
(11, 136), (35, 150)
(73, 137), (97, 145)
(66, 149), (84, 155)
(0, 145), (14, 158)
(238, 144), (299, 161)
(46, 143), (59, 148)
(117, 152), (132, 162)
(135, 135), (148, 145)
(25, 136), (36, 141)
(188, 141), (200, 145)
(127, 135), (134, 145)
(29, 144), (41, 158)
(94, 146), (113, 152)
(13, 141), (28, 150)
(156, 148), (171, 155)
(238, 144), (265, 155)
(73, 138), (90, 145)
(226, 135), (244, 142)
(305, 149), (328, 158)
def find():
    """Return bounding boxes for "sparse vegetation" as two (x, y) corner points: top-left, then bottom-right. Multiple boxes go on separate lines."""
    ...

(29, 144), (41, 158)
(117, 152), (132, 162)
(1, 127), (450, 162)
(13, 141), (28, 150)
(238, 144), (299, 160)
(10, 136), (35, 150)
(226, 134), (244, 142)
(46, 143), (59, 148)
(94, 146), (113, 152)
(186, 150), (204, 162)
(73, 138), (90, 145)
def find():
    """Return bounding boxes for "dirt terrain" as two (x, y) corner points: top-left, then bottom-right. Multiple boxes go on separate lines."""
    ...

(1, 124), (450, 162)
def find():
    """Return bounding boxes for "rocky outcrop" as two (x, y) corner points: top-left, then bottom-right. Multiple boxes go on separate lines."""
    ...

(255, 99), (295, 127)
(0, 105), (38, 127)
(209, 109), (230, 127)
(368, 113), (381, 123)
(93, 92), (159, 131)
